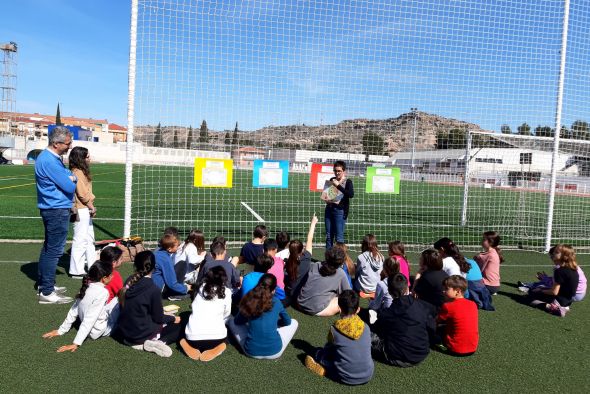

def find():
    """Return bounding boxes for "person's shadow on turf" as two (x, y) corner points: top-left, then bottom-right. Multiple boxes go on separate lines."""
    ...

(20, 253), (70, 290)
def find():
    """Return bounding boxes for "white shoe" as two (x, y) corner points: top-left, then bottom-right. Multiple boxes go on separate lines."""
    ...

(36, 286), (67, 295)
(517, 286), (529, 294)
(39, 292), (73, 304)
(143, 340), (173, 358)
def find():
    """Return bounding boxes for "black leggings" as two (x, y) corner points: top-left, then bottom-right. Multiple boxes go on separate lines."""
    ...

(185, 337), (226, 352)
(156, 322), (182, 344)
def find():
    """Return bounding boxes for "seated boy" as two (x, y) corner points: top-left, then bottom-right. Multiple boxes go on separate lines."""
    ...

(371, 273), (437, 367)
(437, 275), (479, 356)
(198, 241), (241, 293)
(305, 290), (374, 385)
(276, 231), (291, 260)
(152, 233), (190, 300)
(239, 225), (268, 265)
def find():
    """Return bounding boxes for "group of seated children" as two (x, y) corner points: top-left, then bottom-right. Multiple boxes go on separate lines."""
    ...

(42, 223), (586, 385)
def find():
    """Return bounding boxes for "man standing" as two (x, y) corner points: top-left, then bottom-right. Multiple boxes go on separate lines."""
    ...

(35, 126), (77, 304)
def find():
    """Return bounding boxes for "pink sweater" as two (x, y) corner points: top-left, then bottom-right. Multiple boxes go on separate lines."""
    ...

(475, 248), (500, 287)
(268, 256), (285, 289)
(394, 255), (411, 286)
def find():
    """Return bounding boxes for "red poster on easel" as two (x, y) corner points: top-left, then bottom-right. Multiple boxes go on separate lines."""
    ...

(309, 163), (335, 192)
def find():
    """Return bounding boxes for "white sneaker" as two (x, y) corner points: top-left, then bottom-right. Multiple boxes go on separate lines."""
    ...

(36, 286), (67, 295)
(517, 286), (529, 294)
(143, 340), (173, 358)
(39, 292), (73, 304)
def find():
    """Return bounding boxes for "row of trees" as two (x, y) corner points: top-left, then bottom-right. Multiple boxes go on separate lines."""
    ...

(501, 120), (590, 140)
(152, 120), (240, 148)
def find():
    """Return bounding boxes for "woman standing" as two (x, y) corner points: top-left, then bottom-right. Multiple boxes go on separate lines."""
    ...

(322, 161), (354, 249)
(68, 147), (96, 278)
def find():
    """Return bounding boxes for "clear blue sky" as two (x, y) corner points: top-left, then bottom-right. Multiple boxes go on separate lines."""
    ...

(2, 0), (589, 132)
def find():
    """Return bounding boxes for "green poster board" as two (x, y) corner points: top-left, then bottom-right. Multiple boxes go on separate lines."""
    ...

(365, 167), (401, 194)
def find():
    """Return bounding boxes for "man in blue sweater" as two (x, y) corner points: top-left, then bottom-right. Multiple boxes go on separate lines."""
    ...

(35, 126), (77, 304)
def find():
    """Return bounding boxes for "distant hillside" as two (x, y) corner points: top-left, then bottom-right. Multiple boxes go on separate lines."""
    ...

(136, 112), (488, 153)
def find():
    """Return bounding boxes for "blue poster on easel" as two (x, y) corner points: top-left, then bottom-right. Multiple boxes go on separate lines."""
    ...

(253, 160), (289, 188)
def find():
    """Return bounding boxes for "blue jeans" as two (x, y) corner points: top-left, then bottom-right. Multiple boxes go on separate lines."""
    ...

(325, 205), (346, 249)
(38, 208), (70, 295)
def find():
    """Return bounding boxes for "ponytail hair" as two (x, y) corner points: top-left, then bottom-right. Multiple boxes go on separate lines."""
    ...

(286, 240), (304, 283)
(77, 260), (113, 299)
(483, 231), (505, 264)
(118, 250), (155, 307)
(239, 273), (277, 319)
(334, 242), (355, 278)
(434, 237), (470, 274)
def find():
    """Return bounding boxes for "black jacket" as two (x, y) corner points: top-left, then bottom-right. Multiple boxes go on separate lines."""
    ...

(375, 295), (437, 365)
(117, 276), (174, 344)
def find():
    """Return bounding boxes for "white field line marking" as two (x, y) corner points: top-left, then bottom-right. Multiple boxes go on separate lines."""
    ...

(240, 202), (265, 222)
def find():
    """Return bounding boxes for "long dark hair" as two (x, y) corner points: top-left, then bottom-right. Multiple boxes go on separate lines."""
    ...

(286, 239), (304, 282)
(434, 237), (470, 274)
(334, 242), (355, 278)
(239, 273), (277, 319)
(184, 229), (206, 253)
(118, 250), (155, 307)
(361, 234), (383, 260)
(68, 146), (91, 181)
(195, 266), (227, 301)
(77, 260), (112, 299)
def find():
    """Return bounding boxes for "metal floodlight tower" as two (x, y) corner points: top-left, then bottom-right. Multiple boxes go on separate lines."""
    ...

(1, 42), (17, 135)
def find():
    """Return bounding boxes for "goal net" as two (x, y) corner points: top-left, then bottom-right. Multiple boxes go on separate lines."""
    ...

(128, 0), (590, 252)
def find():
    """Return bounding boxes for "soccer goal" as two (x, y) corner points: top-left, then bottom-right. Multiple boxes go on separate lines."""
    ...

(124, 0), (590, 252)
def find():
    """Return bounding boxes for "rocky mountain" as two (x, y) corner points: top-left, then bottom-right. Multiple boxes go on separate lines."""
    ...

(136, 112), (488, 153)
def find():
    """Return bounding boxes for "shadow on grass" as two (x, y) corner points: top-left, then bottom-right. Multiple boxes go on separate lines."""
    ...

(497, 290), (530, 306)
(501, 281), (519, 289)
(291, 338), (317, 364)
(20, 253), (71, 289)
(93, 222), (119, 240)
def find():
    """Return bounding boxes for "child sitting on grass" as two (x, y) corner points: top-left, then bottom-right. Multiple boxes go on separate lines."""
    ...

(100, 246), (124, 303)
(117, 251), (182, 358)
(174, 229), (207, 283)
(264, 239), (286, 294)
(371, 273), (437, 367)
(413, 249), (449, 309)
(388, 241), (410, 285)
(42, 261), (118, 352)
(305, 290), (374, 385)
(276, 230), (291, 260)
(333, 242), (355, 288)
(355, 234), (384, 298)
(197, 241), (242, 293)
(180, 266), (232, 362)
(474, 231), (504, 295)
(527, 244), (580, 317)
(228, 274), (298, 359)
(152, 233), (190, 300)
(285, 214), (318, 299)
(241, 254), (285, 300)
(239, 225), (268, 265)
(297, 247), (352, 316)
(368, 257), (399, 314)
(437, 275), (479, 356)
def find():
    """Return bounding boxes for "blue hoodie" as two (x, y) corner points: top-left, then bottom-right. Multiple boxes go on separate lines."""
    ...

(35, 149), (76, 209)
(152, 248), (188, 295)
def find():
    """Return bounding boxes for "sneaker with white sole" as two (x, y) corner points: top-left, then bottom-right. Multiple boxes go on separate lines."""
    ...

(517, 286), (529, 294)
(39, 292), (73, 304)
(36, 286), (67, 295)
(143, 340), (173, 358)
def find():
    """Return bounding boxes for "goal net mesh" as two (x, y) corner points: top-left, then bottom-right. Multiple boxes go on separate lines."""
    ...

(130, 0), (590, 251)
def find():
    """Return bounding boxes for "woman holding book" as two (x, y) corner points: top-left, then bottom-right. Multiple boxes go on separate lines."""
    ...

(322, 161), (354, 250)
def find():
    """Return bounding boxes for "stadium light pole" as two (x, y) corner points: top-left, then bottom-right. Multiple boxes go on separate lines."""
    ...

(410, 108), (418, 180)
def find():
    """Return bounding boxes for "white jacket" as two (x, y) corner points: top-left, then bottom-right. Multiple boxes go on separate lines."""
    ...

(57, 282), (118, 346)
(185, 285), (232, 341)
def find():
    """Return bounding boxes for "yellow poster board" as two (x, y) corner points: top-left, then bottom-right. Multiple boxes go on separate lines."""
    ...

(194, 158), (233, 188)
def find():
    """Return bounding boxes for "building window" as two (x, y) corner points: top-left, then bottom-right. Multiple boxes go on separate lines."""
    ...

(475, 158), (502, 164)
(520, 152), (532, 165)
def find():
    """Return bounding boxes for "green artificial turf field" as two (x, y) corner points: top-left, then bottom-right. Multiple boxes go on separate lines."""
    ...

(0, 245), (589, 393)
(1, 163), (589, 250)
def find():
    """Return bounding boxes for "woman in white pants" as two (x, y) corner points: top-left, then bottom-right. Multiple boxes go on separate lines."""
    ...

(68, 147), (96, 277)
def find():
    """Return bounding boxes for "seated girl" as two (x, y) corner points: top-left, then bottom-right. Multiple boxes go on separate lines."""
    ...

(42, 261), (118, 352)
(180, 266), (232, 362)
(227, 274), (298, 359)
(174, 229), (207, 283)
(355, 234), (384, 297)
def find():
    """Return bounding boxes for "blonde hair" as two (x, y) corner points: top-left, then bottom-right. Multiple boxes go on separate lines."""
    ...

(553, 244), (578, 270)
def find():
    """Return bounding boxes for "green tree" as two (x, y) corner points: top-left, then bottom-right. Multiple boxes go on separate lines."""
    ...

(173, 128), (179, 148)
(534, 125), (554, 137)
(186, 125), (193, 149)
(500, 124), (512, 134)
(232, 122), (239, 146)
(517, 122), (531, 136)
(224, 132), (231, 145)
(572, 120), (589, 140)
(153, 122), (162, 147)
(560, 125), (572, 139)
(199, 120), (208, 143)
(436, 130), (449, 149)
(361, 131), (385, 156)
(448, 128), (466, 149)
(55, 103), (62, 126)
